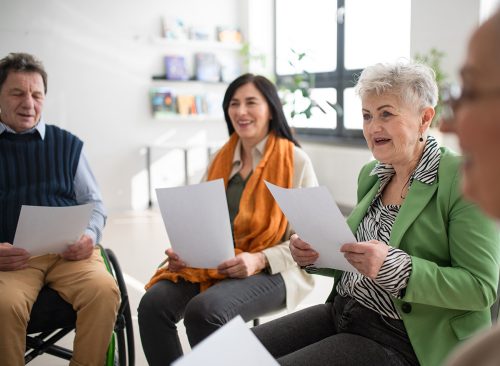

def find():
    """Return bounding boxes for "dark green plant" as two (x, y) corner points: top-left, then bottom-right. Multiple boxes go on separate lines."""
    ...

(414, 48), (448, 127)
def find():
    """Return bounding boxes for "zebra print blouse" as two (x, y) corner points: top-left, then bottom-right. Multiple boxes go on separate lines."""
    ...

(337, 136), (441, 319)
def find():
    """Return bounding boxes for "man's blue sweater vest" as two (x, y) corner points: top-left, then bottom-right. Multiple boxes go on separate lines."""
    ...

(0, 125), (83, 243)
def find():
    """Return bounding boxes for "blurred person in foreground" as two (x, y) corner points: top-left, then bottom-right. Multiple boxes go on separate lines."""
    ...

(440, 8), (500, 366)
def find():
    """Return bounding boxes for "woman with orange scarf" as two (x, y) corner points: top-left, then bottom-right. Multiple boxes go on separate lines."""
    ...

(138, 74), (318, 365)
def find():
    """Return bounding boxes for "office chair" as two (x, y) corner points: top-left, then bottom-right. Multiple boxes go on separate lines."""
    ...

(24, 245), (135, 366)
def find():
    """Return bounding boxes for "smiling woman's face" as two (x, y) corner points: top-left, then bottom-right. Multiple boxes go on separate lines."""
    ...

(362, 92), (430, 167)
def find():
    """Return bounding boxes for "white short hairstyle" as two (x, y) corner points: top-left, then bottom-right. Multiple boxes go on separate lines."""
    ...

(355, 61), (439, 111)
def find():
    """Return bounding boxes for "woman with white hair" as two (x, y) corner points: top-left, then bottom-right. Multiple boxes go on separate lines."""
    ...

(252, 61), (500, 366)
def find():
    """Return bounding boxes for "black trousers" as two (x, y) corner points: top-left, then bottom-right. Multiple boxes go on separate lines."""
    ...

(253, 295), (420, 366)
(138, 273), (286, 366)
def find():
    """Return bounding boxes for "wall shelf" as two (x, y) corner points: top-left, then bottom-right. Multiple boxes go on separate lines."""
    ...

(152, 37), (243, 52)
(151, 114), (223, 122)
(151, 77), (229, 86)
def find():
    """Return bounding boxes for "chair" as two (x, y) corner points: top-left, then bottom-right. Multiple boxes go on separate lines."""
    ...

(24, 245), (135, 365)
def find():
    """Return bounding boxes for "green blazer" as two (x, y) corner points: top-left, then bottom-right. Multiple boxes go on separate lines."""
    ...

(316, 148), (500, 366)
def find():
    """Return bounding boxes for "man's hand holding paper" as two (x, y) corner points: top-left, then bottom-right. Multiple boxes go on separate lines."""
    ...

(13, 204), (95, 257)
(0, 243), (30, 271)
(61, 234), (95, 261)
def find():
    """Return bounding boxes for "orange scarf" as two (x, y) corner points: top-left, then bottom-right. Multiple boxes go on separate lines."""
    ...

(145, 132), (294, 291)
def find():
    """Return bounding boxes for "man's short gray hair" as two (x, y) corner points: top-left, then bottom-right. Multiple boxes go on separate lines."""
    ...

(355, 61), (438, 111)
(0, 53), (47, 94)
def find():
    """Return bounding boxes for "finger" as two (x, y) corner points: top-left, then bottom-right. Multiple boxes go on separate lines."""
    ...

(0, 247), (30, 256)
(218, 261), (238, 273)
(62, 246), (93, 261)
(294, 250), (319, 259)
(0, 256), (30, 267)
(165, 248), (179, 260)
(294, 253), (318, 263)
(218, 257), (239, 270)
(340, 243), (367, 254)
(0, 251), (30, 261)
(291, 238), (313, 250)
(226, 266), (246, 278)
(291, 248), (319, 258)
(169, 260), (186, 271)
(344, 252), (364, 263)
(170, 259), (186, 267)
(221, 261), (244, 276)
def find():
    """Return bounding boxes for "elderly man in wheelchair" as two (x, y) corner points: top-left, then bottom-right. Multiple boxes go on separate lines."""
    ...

(0, 52), (120, 366)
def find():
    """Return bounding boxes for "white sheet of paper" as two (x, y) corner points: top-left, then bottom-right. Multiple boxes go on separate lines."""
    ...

(265, 181), (357, 272)
(155, 179), (234, 268)
(13, 204), (94, 256)
(172, 316), (279, 366)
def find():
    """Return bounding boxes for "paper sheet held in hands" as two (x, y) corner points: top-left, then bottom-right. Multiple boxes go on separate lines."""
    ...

(155, 179), (234, 269)
(172, 315), (279, 366)
(13, 204), (94, 256)
(265, 181), (357, 272)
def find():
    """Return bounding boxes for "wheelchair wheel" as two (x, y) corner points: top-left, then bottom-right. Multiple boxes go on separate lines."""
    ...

(99, 246), (135, 366)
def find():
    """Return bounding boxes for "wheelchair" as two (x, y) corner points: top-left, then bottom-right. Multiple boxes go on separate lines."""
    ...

(24, 245), (135, 365)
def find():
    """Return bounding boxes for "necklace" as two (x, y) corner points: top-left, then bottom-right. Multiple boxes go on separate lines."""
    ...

(400, 174), (413, 199)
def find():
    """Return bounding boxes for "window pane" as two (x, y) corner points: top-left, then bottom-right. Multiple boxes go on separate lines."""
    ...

(276, 0), (337, 75)
(344, 0), (411, 70)
(343, 88), (363, 130)
(286, 88), (337, 129)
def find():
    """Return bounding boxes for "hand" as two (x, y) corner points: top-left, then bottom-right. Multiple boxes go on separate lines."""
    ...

(61, 235), (94, 261)
(165, 248), (186, 272)
(0, 243), (30, 271)
(341, 240), (389, 279)
(217, 252), (266, 278)
(289, 234), (319, 267)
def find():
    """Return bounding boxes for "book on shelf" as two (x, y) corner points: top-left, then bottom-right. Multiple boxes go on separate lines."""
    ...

(177, 95), (196, 115)
(216, 26), (243, 43)
(164, 55), (189, 81)
(194, 52), (220, 83)
(195, 95), (207, 114)
(150, 87), (224, 119)
(150, 87), (176, 115)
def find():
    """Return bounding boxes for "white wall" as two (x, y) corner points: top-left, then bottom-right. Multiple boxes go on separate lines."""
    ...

(0, 0), (242, 211)
(0, 0), (484, 211)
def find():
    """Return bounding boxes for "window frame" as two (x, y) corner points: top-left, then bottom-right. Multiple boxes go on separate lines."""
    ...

(274, 0), (365, 141)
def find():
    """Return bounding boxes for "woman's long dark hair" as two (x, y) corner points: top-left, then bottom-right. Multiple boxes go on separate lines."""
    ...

(222, 73), (300, 147)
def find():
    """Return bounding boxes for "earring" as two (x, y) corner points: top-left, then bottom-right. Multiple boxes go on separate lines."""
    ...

(419, 132), (424, 142)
